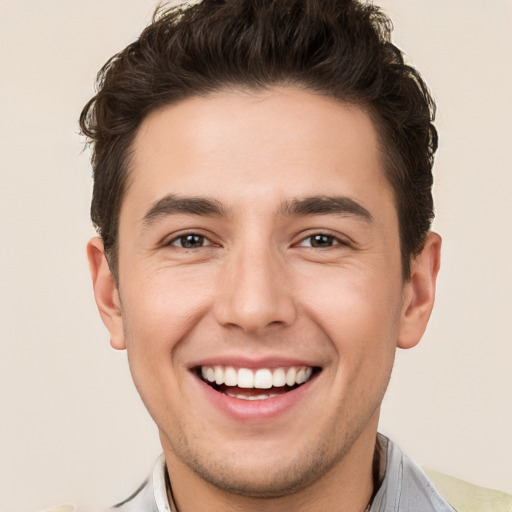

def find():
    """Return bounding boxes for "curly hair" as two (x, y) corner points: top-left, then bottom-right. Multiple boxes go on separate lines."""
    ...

(80, 0), (437, 281)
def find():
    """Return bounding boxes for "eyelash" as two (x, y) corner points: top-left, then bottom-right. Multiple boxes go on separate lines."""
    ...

(168, 233), (214, 249)
(166, 231), (349, 250)
(296, 233), (348, 248)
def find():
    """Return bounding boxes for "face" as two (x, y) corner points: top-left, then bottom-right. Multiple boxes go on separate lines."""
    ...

(89, 87), (440, 499)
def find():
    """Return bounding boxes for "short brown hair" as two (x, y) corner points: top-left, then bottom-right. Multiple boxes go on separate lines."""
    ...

(80, 0), (437, 280)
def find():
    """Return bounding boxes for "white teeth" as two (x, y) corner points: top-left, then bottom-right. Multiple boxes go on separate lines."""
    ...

(214, 365), (223, 385)
(297, 367), (313, 384)
(285, 367), (296, 386)
(224, 366), (238, 386)
(254, 369), (273, 389)
(199, 365), (315, 389)
(225, 392), (280, 400)
(272, 368), (286, 387)
(296, 368), (306, 384)
(237, 368), (254, 388)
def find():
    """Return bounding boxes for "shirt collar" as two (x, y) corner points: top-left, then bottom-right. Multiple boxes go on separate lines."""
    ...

(152, 434), (453, 512)
(153, 437), (387, 512)
(153, 454), (176, 512)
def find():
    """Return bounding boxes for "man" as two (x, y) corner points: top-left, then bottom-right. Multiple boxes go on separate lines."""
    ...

(79, 1), (511, 511)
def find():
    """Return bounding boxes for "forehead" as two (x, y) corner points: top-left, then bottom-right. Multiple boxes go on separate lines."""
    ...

(125, 87), (394, 217)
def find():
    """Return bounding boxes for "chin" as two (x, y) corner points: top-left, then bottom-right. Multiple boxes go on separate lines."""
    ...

(164, 423), (357, 499)
(189, 454), (329, 498)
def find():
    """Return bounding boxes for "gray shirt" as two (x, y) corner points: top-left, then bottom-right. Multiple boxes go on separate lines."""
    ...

(109, 434), (455, 512)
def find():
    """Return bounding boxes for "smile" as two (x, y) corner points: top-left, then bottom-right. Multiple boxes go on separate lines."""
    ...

(199, 365), (318, 400)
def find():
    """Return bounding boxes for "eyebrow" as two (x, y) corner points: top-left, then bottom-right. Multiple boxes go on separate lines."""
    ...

(142, 194), (228, 226)
(280, 195), (373, 222)
(141, 193), (373, 227)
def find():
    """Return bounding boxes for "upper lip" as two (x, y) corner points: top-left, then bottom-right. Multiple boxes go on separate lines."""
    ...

(189, 355), (321, 370)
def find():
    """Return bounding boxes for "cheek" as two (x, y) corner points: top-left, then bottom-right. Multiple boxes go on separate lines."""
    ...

(297, 267), (403, 357)
(119, 269), (215, 422)
(119, 266), (215, 357)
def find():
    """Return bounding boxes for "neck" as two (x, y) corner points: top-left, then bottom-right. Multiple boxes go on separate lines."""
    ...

(162, 417), (380, 512)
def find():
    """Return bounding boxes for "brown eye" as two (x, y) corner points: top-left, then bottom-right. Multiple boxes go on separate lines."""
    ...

(310, 234), (335, 247)
(299, 234), (337, 248)
(172, 234), (207, 248)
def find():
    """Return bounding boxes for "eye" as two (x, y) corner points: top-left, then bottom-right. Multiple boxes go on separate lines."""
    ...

(297, 234), (343, 248)
(170, 233), (211, 249)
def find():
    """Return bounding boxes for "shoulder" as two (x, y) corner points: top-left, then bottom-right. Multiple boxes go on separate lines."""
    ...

(377, 435), (511, 512)
(423, 467), (512, 512)
(104, 478), (158, 512)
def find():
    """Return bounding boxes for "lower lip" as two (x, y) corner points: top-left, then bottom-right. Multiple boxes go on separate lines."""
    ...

(195, 372), (320, 422)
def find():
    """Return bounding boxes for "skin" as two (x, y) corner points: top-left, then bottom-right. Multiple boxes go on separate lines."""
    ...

(88, 87), (441, 512)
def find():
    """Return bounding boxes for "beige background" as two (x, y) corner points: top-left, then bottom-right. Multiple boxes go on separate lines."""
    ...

(1, 1), (511, 511)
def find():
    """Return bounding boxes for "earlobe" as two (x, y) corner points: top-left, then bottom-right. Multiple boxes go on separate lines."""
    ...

(87, 237), (126, 350)
(397, 232), (442, 349)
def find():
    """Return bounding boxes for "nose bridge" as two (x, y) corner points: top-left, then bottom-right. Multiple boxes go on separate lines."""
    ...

(214, 235), (296, 333)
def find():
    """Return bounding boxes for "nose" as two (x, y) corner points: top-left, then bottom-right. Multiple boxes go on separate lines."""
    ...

(213, 244), (297, 334)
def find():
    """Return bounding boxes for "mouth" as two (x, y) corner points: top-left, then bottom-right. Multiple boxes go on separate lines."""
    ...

(196, 365), (321, 400)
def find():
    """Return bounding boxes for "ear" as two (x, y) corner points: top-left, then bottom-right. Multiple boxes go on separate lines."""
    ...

(87, 237), (126, 350)
(397, 232), (442, 349)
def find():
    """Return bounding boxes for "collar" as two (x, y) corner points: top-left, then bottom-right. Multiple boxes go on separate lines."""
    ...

(151, 434), (454, 512)
(153, 453), (175, 512)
